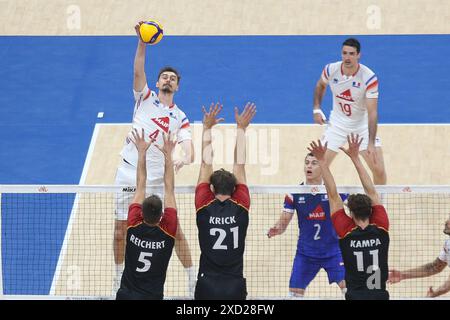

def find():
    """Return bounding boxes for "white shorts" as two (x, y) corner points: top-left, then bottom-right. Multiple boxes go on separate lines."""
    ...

(114, 159), (163, 221)
(321, 123), (382, 152)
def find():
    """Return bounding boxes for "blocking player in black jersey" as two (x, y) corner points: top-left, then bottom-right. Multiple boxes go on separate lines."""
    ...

(308, 133), (390, 300)
(116, 129), (178, 300)
(194, 102), (256, 300)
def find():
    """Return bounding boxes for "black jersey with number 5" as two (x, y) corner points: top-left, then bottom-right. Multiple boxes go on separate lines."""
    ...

(195, 183), (250, 277)
(119, 203), (177, 299)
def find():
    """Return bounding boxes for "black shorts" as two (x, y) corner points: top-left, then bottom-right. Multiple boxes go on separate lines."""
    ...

(116, 287), (163, 300)
(194, 273), (247, 300)
(345, 289), (389, 300)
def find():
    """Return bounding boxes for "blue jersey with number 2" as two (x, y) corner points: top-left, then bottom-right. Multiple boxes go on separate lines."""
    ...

(283, 192), (348, 258)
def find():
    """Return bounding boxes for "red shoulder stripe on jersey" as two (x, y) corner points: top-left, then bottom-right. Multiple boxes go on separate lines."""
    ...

(366, 80), (379, 91)
(195, 199), (216, 214)
(127, 222), (143, 229)
(228, 198), (249, 213)
(340, 226), (359, 239)
(143, 89), (152, 101)
(158, 226), (177, 239)
(322, 69), (328, 80)
(180, 122), (190, 129)
(369, 224), (389, 234)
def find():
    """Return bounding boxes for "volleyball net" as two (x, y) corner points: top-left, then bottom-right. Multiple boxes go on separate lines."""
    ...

(0, 185), (449, 300)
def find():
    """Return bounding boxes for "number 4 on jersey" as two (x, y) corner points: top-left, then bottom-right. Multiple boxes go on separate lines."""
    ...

(149, 129), (160, 140)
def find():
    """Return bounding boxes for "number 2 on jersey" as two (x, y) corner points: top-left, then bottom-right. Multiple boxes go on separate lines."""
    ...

(313, 223), (321, 240)
(339, 102), (352, 116)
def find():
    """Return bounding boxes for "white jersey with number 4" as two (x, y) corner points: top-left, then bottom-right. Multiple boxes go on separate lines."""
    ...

(119, 84), (191, 180)
(438, 239), (450, 266)
(321, 61), (379, 130)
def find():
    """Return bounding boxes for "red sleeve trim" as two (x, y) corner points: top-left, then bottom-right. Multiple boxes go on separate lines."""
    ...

(159, 207), (178, 238)
(331, 209), (356, 239)
(231, 184), (250, 211)
(143, 89), (152, 101)
(195, 183), (215, 211)
(180, 123), (190, 129)
(127, 203), (143, 227)
(366, 80), (379, 91)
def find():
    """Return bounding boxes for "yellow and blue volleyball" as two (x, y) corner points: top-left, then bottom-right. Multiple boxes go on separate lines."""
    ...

(139, 21), (164, 45)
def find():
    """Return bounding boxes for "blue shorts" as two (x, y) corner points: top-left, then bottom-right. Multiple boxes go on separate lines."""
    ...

(289, 252), (345, 290)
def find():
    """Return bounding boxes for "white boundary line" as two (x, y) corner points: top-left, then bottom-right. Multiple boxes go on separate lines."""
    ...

(97, 123), (450, 127)
(49, 123), (101, 295)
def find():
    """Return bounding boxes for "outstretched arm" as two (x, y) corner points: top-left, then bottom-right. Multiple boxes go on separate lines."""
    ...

(197, 103), (224, 185)
(340, 133), (380, 205)
(267, 212), (293, 238)
(156, 133), (177, 209)
(389, 258), (447, 284)
(133, 21), (147, 92)
(130, 128), (154, 204)
(308, 140), (343, 214)
(233, 102), (257, 185)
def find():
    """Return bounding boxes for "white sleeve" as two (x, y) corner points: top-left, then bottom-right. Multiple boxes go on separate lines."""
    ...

(321, 64), (331, 84)
(364, 72), (379, 99)
(438, 240), (450, 265)
(177, 110), (192, 143)
(133, 83), (151, 101)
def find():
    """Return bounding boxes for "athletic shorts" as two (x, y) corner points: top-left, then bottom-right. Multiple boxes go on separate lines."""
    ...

(289, 252), (345, 290)
(114, 159), (163, 220)
(321, 123), (382, 152)
(194, 273), (247, 300)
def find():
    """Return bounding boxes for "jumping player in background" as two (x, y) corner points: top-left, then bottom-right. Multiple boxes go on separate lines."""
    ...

(113, 21), (195, 295)
(389, 216), (450, 298)
(309, 134), (390, 300)
(267, 152), (347, 298)
(116, 129), (177, 300)
(194, 102), (256, 300)
(312, 38), (386, 185)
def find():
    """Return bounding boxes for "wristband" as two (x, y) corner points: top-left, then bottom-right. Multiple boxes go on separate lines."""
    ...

(313, 109), (327, 121)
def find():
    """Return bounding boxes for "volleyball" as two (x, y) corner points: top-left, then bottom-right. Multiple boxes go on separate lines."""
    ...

(139, 21), (164, 45)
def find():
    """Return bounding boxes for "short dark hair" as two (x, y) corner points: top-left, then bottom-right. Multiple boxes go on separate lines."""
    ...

(305, 152), (315, 160)
(342, 38), (361, 53)
(142, 195), (163, 224)
(347, 194), (372, 221)
(210, 169), (237, 196)
(158, 66), (181, 84)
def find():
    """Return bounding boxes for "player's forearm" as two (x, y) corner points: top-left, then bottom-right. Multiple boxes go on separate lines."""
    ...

(402, 263), (442, 280)
(163, 156), (175, 193)
(201, 127), (213, 165)
(318, 160), (339, 200)
(234, 127), (246, 165)
(134, 41), (146, 76)
(313, 81), (327, 109)
(433, 281), (450, 297)
(351, 156), (377, 196)
(367, 100), (378, 145)
(136, 152), (147, 195)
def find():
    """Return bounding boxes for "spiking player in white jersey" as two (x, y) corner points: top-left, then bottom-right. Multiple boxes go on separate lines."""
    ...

(389, 216), (450, 298)
(113, 21), (196, 296)
(313, 38), (386, 185)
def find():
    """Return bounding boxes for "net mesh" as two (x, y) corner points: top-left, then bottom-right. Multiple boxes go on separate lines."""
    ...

(1, 185), (449, 299)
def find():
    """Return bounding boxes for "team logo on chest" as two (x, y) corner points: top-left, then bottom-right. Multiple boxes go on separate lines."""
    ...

(151, 117), (170, 133)
(352, 81), (361, 88)
(336, 89), (354, 102)
(307, 204), (326, 221)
